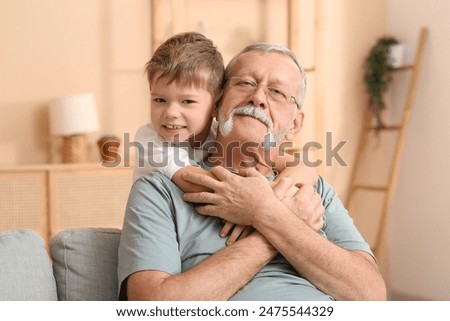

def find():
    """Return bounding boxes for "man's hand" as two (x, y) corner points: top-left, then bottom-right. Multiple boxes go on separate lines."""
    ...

(271, 176), (324, 233)
(220, 175), (324, 243)
(182, 167), (324, 234)
(182, 166), (278, 226)
(220, 221), (254, 245)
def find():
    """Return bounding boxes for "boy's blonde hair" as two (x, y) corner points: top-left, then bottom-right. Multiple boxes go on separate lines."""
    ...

(146, 32), (224, 98)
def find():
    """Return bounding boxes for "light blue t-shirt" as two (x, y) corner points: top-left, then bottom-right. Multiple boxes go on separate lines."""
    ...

(118, 172), (372, 300)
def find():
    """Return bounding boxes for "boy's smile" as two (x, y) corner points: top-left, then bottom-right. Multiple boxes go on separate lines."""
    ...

(163, 124), (186, 129)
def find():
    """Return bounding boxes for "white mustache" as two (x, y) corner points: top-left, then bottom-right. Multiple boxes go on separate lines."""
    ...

(229, 106), (274, 129)
(219, 106), (273, 137)
(218, 106), (281, 149)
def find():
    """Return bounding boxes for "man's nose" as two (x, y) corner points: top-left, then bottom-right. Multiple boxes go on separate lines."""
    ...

(247, 86), (269, 108)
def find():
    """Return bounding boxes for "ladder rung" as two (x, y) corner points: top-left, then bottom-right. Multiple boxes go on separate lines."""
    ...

(392, 64), (414, 72)
(353, 184), (388, 192)
(365, 125), (402, 131)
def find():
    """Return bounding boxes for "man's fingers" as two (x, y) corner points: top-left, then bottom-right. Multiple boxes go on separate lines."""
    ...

(220, 221), (235, 237)
(209, 166), (237, 180)
(237, 167), (261, 178)
(293, 183), (315, 201)
(272, 176), (295, 199)
(190, 203), (215, 216)
(182, 171), (221, 190)
(183, 191), (217, 204)
(226, 225), (245, 245)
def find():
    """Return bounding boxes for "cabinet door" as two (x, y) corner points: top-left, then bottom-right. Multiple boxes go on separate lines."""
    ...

(0, 172), (48, 240)
(48, 167), (133, 236)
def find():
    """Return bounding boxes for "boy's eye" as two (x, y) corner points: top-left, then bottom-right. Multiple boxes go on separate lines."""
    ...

(182, 99), (196, 104)
(153, 98), (166, 104)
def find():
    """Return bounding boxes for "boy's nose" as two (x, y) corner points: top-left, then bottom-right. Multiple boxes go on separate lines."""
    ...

(163, 103), (181, 118)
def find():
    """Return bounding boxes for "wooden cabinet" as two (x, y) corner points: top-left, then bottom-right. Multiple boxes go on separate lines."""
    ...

(0, 171), (48, 239)
(0, 163), (133, 242)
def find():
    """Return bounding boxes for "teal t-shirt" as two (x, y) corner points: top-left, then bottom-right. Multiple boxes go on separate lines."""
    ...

(118, 172), (372, 300)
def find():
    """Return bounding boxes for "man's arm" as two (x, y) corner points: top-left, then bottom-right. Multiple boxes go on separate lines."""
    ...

(126, 231), (276, 300)
(251, 204), (386, 300)
(182, 167), (387, 300)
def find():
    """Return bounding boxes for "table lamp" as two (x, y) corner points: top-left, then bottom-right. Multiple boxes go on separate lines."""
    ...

(50, 93), (100, 163)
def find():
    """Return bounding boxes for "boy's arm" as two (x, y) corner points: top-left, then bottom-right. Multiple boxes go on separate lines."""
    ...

(274, 152), (318, 186)
(274, 153), (322, 233)
(172, 166), (216, 192)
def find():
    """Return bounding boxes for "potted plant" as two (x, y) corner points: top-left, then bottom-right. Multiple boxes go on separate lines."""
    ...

(363, 36), (399, 129)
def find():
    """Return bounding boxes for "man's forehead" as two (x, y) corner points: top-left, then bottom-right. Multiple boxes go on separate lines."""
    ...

(231, 51), (300, 84)
(233, 51), (277, 68)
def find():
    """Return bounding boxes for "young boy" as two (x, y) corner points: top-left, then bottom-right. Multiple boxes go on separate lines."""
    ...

(132, 32), (223, 187)
(133, 32), (318, 242)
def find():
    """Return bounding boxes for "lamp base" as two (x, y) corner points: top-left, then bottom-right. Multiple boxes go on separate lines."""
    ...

(62, 134), (88, 163)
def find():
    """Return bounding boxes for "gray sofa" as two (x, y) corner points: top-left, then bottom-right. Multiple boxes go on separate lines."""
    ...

(0, 228), (121, 301)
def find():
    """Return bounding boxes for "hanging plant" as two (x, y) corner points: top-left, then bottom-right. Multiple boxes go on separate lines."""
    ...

(363, 36), (399, 129)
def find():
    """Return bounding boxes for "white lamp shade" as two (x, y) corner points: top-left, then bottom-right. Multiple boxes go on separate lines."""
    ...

(50, 92), (100, 136)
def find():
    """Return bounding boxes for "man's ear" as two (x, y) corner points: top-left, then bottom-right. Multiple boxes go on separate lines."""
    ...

(285, 110), (304, 141)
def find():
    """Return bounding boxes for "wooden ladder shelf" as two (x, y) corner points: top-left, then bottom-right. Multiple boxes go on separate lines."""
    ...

(345, 28), (428, 257)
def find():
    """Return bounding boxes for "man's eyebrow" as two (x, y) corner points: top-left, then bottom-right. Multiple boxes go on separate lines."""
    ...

(267, 76), (290, 87)
(232, 73), (289, 86)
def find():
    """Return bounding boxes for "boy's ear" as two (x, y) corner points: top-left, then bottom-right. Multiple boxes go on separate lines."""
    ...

(285, 110), (304, 141)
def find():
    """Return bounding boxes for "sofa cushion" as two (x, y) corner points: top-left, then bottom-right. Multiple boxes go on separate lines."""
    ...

(50, 227), (121, 301)
(0, 229), (58, 300)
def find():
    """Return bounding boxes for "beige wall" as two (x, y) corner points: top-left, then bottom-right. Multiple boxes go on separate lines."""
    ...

(0, 0), (151, 164)
(313, 0), (387, 195)
(387, 0), (450, 300)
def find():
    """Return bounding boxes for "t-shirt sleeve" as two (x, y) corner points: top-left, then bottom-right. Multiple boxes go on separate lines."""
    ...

(118, 173), (182, 294)
(317, 176), (373, 256)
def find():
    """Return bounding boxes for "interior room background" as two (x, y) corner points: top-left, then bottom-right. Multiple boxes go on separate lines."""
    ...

(1, 0), (449, 300)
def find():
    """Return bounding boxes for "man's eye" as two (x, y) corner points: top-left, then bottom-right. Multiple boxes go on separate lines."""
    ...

(237, 80), (255, 87)
(269, 87), (286, 98)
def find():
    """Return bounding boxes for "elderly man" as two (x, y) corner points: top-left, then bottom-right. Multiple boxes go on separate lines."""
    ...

(118, 44), (386, 301)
